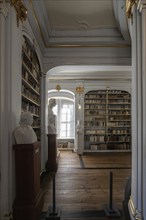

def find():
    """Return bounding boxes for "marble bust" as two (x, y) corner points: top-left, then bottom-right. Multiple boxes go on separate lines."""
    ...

(14, 111), (37, 144)
(48, 99), (57, 134)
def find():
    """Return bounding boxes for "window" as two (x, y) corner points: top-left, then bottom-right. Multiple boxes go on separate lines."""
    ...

(52, 99), (75, 139)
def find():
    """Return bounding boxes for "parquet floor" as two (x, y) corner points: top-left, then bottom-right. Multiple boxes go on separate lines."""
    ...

(41, 150), (131, 220)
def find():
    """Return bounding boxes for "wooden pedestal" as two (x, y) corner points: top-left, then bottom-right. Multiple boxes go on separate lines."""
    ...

(13, 142), (44, 220)
(46, 134), (60, 172)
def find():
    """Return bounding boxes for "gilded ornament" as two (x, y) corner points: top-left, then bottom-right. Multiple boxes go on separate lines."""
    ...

(76, 86), (84, 94)
(10, 0), (27, 26)
(126, 0), (136, 18)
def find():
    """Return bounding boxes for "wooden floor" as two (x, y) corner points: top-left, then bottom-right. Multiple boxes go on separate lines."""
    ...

(41, 150), (131, 220)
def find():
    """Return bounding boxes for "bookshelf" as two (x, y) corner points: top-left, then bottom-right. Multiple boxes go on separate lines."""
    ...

(57, 139), (74, 150)
(21, 36), (41, 140)
(84, 90), (131, 152)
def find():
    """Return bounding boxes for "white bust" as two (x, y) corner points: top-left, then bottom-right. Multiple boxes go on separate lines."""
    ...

(48, 99), (56, 134)
(14, 111), (37, 144)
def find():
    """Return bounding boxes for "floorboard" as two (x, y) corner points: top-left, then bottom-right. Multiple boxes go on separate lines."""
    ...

(41, 150), (131, 220)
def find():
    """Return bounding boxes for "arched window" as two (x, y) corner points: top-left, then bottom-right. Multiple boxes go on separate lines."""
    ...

(48, 90), (75, 139)
(53, 99), (74, 138)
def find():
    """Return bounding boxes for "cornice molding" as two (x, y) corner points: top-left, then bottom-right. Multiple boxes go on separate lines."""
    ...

(9, 0), (27, 26)
(0, 0), (8, 18)
(129, 196), (142, 220)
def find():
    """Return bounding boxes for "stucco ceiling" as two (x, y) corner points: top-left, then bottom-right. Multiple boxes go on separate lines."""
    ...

(25, 0), (131, 48)
(45, 0), (116, 31)
(24, 0), (131, 80)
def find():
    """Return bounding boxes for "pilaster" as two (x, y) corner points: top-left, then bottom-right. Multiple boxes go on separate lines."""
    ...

(141, 0), (146, 219)
(40, 72), (48, 170)
(75, 85), (84, 154)
(128, 0), (146, 219)
(0, 0), (24, 219)
(0, 1), (10, 219)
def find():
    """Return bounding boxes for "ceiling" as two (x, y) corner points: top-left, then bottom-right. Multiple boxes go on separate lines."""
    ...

(24, 0), (131, 80)
(25, 0), (131, 48)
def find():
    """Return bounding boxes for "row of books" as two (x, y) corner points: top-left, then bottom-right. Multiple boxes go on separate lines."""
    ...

(22, 41), (40, 73)
(85, 135), (130, 142)
(22, 101), (40, 116)
(85, 128), (131, 135)
(108, 121), (131, 126)
(58, 141), (74, 149)
(22, 85), (40, 104)
(85, 99), (130, 104)
(87, 143), (131, 151)
(84, 121), (106, 127)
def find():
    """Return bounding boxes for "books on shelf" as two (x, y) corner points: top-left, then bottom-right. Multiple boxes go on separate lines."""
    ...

(22, 35), (41, 141)
(84, 90), (131, 152)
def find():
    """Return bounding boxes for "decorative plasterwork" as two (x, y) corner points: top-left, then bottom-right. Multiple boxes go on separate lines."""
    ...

(137, 0), (146, 12)
(0, 0), (8, 18)
(126, 0), (136, 18)
(10, 0), (27, 26)
(129, 196), (142, 220)
(27, 0), (131, 49)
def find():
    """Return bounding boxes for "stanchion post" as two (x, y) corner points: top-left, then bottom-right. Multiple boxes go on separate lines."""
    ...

(104, 171), (121, 218)
(45, 172), (61, 220)
(52, 173), (56, 213)
(109, 171), (113, 210)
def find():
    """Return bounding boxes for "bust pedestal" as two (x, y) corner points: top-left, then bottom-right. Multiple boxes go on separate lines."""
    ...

(46, 134), (60, 172)
(13, 142), (44, 220)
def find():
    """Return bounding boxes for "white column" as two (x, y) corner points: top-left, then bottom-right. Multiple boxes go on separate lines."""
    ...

(129, 6), (139, 218)
(40, 72), (48, 171)
(0, 1), (10, 219)
(74, 85), (84, 155)
(0, 1), (22, 219)
(129, 1), (146, 219)
(74, 93), (79, 152)
(141, 1), (146, 219)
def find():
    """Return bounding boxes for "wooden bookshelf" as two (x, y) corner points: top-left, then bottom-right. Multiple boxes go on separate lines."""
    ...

(21, 36), (41, 140)
(84, 90), (131, 152)
(57, 139), (74, 150)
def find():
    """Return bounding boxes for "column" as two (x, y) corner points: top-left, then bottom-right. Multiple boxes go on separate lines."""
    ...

(40, 72), (48, 171)
(141, 1), (146, 219)
(75, 85), (84, 154)
(0, 0), (26, 219)
(128, 1), (146, 219)
(0, 1), (10, 219)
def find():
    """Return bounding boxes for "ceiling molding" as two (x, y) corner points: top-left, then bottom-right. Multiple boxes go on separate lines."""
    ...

(25, 0), (131, 49)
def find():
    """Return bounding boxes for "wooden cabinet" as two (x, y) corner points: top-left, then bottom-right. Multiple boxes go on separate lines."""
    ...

(13, 142), (43, 220)
(84, 90), (131, 152)
(21, 36), (41, 140)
